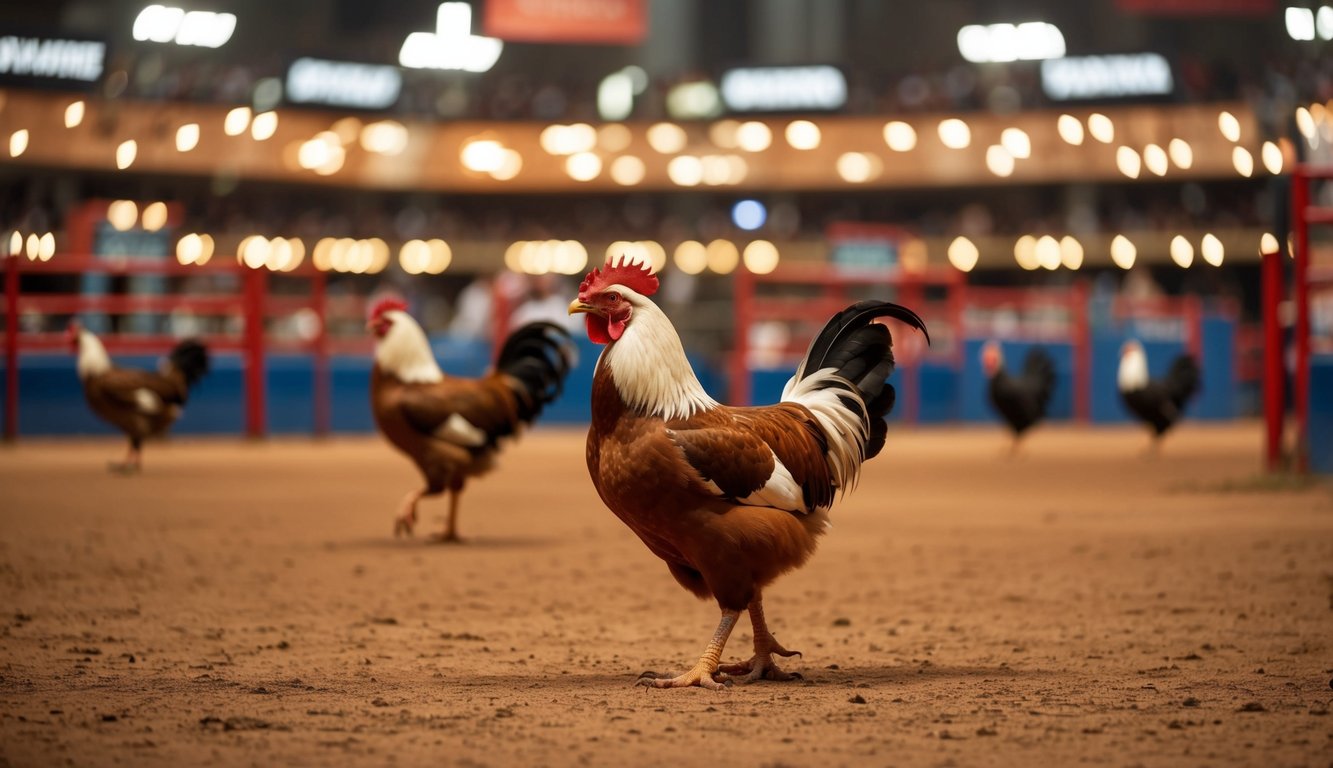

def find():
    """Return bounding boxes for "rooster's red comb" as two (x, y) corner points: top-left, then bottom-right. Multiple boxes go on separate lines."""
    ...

(578, 255), (659, 300)
(368, 296), (409, 322)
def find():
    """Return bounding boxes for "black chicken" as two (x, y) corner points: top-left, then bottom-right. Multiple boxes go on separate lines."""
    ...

(1117, 340), (1200, 451)
(982, 341), (1056, 454)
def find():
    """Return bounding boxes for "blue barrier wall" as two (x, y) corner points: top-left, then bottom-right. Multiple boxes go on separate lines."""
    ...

(0, 316), (1245, 436)
(1311, 356), (1333, 475)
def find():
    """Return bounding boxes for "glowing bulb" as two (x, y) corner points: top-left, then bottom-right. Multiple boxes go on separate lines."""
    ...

(1170, 235), (1194, 267)
(1168, 138), (1193, 169)
(1000, 127), (1030, 159)
(1260, 232), (1279, 255)
(784, 120), (821, 150)
(565, 152), (602, 181)
(8, 129), (28, 157)
(947, 236), (979, 272)
(1059, 236), (1083, 270)
(1261, 141), (1283, 174)
(1111, 234), (1136, 269)
(141, 201), (169, 232)
(985, 145), (1014, 177)
(1057, 114), (1083, 145)
(883, 121), (917, 151)
(176, 123), (200, 152)
(1087, 113), (1114, 143)
(1014, 235), (1039, 270)
(1218, 110), (1240, 142)
(1232, 146), (1254, 177)
(937, 118), (971, 149)
(646, 122), (687, 154)
(736, 121), (772, 152)
(674, 240), (707, 274)
(742, 240), (780, 274)
(250, 111), (278, 141)
(1201, 233), (1224, 266)
(64, 101), (85, 128)
(224, 107), (251, 136)
(116, 140), (137, 169)
(609, 155), (645, 186)
(1115, 146), (1141, 179)
(1143, 144), (1168, 176)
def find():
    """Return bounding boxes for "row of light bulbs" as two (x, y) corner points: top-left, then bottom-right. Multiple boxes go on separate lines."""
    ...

(947, 231), (1280, 272)
(14, 98), (1315, 184)
(164, 232), (781, 277)
(7, 231), (56, 261)
(5, 100), (410, 174)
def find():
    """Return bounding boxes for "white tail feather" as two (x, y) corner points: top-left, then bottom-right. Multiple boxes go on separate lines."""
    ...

(781, 368), (871, 494)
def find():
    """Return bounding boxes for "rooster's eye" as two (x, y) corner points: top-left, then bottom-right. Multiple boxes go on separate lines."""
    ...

(608, 293), (621, 303)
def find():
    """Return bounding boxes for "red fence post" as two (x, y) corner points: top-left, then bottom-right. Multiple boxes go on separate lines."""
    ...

(1072, 281), (1090, 423)
(1292, 168), (1311, 473)
(731, 268), (753, 406)
(1261, 248), (1285, 471)
(243, 266), (267, 439)
(1185, 295), (1204, 361)
(311, 270), (330, 437)
(4, 255), (18, 441)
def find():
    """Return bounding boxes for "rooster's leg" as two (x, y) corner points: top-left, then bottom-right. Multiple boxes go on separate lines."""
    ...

(718, 596), (802, 683)
(637, 609), (739, 691)
(393, 489), (423, 537)
(109, 440), (140, 474)
(431, 490), (463, 543)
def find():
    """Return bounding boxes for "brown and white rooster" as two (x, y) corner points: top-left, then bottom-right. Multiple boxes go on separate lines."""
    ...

(368, 298), (575, 541)
(569, 257), (928, 689)
(69, 321), (210, 473)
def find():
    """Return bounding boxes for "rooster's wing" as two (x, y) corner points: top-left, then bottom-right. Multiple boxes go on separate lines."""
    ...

(394, 377), (519, 448)
(665, 403), (836, 515)
(91, 368), (185, 415)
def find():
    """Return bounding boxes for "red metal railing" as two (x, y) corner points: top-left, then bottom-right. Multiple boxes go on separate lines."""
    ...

(1275, 165), (1333, 473)
(1, 254), (344, 440)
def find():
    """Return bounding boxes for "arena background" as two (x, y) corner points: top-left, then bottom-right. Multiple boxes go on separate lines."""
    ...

(1, 1), (1331, 765)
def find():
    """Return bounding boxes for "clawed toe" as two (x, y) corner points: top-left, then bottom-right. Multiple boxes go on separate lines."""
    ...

(635, 667), (729, 691)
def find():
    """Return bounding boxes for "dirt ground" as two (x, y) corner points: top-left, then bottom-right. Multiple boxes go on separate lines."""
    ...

(0, 423), (1330, 767)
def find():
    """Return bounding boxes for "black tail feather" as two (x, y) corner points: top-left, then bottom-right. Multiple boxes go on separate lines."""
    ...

(795, 300), (929, 459)
(496, 322), (576, 424)
(1165, 354), (1201, 408)
(168, 339), (210, 390)
(1021, 347), (1057, 411)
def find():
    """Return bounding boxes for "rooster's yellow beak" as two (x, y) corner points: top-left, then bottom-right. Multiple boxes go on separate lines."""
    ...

(568, 299), (594, 316)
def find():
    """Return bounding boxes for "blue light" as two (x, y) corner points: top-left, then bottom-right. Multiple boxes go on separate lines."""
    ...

(731, 199), (766, 231)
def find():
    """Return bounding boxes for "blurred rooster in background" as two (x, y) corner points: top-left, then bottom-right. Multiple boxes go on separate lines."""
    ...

(1117, 340), (1200, 452)
(982, 341), (1056, 454)
(69, 321), (210, 473)
(570, 257), (927, 689)
(368, 299), (574, 541)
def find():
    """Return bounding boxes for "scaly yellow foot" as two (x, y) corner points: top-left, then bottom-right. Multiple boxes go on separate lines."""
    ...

(636, 662), (728, 691)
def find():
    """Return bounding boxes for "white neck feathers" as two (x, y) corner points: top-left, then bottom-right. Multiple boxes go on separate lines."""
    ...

(76, 330), (112, 380)
(375, 310), (444, 383)
(1118, 345), (1149, 391)
(600, 288), (718, 421)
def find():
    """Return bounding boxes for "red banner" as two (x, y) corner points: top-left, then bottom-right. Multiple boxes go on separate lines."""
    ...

(483, 0), (646, 44)
(1116, 0), (1275, 14)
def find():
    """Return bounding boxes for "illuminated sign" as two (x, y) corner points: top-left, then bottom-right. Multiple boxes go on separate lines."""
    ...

(956, 22), (1066, 63)
(0, 36), (105, 83)
(132, 5), (236, 49)
(286, 58), (402, 110)
(399, 3), (503, 73)
(719, 66), (846, 113)
(1041, 53), (1174, 100)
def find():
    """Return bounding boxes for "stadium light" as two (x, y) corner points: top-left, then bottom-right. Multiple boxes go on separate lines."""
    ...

(133, 5), (236, 48)
(399, 3), (502, 73)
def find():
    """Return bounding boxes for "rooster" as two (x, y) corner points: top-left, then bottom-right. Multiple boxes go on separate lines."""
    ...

(1117, 340), (1200, 451)
(569, 257), (927, 689)
(982, 341), (1056, 454)
(69, 321), (210, 473)
(368, 299), (575, 541)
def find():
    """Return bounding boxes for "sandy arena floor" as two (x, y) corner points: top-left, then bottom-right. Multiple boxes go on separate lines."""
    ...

(0, 423), (1330, 767)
